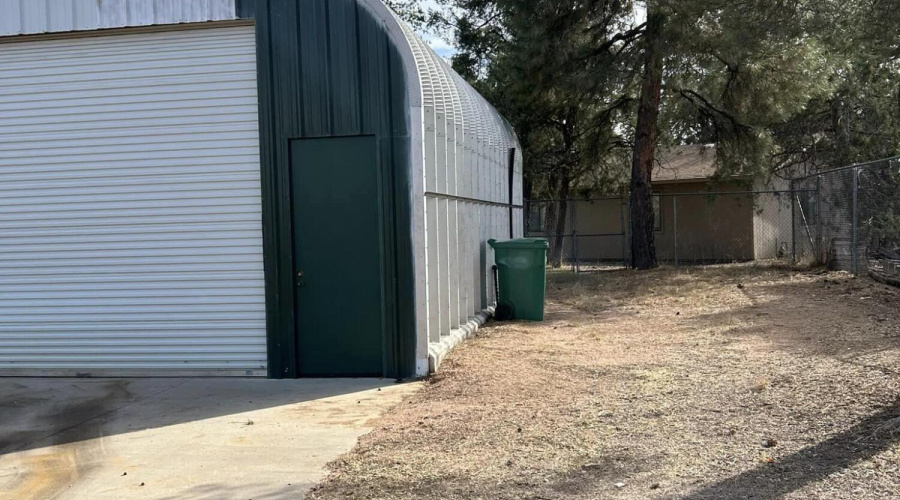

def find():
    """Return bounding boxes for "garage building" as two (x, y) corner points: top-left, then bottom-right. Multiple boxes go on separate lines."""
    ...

(0, 0), (522, 379)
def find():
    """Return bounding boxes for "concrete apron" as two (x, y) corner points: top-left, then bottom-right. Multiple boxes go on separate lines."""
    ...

(0, 378), (421, 500)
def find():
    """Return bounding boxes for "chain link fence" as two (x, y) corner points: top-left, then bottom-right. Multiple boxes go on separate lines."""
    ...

(525, 196), (627, 270)
(527, 157), (899, 280)
(791, 157), (900, 283)
(526, 191), (801, 271)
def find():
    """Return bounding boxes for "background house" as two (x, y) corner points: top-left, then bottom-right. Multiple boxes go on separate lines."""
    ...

(528, 145), (795, 265)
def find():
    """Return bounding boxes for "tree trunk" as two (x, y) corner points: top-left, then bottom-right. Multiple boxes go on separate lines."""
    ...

(552, 178), (571, 267)
(544, 173), (571, 268)
(544, 198), (560, 267)
(629, 11), (664, 270)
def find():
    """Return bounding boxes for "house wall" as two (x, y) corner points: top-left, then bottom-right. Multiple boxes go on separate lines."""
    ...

(530, 182), (757, 264)
(570, 198), (627, 262)
(654, 182), (755, 262)
(550, 182), (756, 264)
(752, 178), (794, 260)
(752, 193), (794, 260)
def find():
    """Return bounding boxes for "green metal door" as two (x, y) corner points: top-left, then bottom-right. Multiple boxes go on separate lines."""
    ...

(291, 136), (385, 376)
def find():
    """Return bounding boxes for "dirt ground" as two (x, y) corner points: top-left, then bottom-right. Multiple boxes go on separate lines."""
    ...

(310, 265), (900, 500)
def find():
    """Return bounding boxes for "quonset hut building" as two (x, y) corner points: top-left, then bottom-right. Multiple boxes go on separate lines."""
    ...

(0, 0), (523, 379)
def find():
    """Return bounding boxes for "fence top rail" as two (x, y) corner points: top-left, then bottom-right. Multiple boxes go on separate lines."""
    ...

(527, 189), (810, 203)
(654, 189), (812, 197)
(528, 196), (625, 203)
(791, 155), (900, 182)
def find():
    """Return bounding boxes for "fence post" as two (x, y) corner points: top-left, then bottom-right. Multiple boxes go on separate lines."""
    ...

(852, 166), (859, 275)
(791, 181), (797, 263)
(571, 201), (579, 273)
(621, 194), (628, 268)
(673, 195), (678, 267)
(815, 175), (822, 263)
(524, 200), (530, 234)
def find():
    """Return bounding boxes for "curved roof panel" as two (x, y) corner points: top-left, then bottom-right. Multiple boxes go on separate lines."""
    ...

(365, 1), (520, 179)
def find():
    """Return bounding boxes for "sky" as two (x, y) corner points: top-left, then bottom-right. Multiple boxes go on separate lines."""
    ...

(417, 1), (646, 60)
(419, 0), (457, 58)
(425, 33), (457, 58)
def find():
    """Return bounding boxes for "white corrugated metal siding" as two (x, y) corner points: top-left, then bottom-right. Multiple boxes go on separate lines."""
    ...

(384, 6), (523, 374)
(0, 0), (238, 37)
(0, 25), (266, 376)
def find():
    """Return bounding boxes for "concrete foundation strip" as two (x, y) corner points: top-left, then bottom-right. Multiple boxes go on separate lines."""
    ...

(427, 306), (495, 374)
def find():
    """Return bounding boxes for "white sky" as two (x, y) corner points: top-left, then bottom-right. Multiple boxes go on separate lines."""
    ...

(425, 34), (457, 57)
(418, 1), (646, 60)
(419, 0), (456, 58)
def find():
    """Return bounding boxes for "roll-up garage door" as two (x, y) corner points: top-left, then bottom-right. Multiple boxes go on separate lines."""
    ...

(0, 25), (266, 376)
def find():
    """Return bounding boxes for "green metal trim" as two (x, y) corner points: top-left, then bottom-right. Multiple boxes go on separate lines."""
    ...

(235, 0), (295, 379)
(385, 35), (416, 380)
(235, 0), (416, 379)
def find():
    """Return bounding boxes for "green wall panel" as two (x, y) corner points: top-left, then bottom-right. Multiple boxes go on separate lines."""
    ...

(236, 0), (416, 379)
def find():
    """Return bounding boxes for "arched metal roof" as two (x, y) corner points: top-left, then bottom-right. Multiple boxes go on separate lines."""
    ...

(363, 0), (521, 189)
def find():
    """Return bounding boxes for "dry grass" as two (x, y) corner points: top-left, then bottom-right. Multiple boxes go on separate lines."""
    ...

(310, 264), (900, 500)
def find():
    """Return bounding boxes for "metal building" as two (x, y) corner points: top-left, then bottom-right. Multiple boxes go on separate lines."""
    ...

(0, 0), (522, 379)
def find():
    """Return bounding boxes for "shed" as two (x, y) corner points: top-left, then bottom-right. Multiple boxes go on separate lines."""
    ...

(0, 0), (522, 379)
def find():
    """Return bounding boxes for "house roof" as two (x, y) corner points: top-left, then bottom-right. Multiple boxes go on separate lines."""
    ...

(653, 145), (718, 184)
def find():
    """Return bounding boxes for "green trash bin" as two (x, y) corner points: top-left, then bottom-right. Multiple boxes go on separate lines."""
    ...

(488, 238), (549, 321)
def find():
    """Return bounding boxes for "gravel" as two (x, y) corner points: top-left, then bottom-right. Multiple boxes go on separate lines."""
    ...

(310, 264), (900, 500)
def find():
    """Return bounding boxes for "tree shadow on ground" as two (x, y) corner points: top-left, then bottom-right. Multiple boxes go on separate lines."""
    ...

(545, 266), (900, 499)
(675, 398), (900, 500)
(653, 271), (900, 498)
(680, 275), (899, 363)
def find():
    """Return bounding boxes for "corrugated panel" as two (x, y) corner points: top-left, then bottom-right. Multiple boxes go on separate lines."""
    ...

(0, 25), (265, 375)
(0, 0), (238, 37)
(384, 5), (521, 349)
(233, 0), (420, 378)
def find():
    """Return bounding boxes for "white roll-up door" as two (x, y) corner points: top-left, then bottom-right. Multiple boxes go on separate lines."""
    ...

(0, 25), (266, 376)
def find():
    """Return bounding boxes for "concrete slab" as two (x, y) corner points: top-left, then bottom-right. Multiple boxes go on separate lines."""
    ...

(0, 378), (421, 500)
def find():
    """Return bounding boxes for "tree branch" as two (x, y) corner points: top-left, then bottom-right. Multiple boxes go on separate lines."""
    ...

(582, 22), (647, 60)
(678, 89), (752, 133)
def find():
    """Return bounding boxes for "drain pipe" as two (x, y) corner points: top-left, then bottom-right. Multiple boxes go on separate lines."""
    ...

(492, 265), (500, 307)
(492, 265), (514, 321)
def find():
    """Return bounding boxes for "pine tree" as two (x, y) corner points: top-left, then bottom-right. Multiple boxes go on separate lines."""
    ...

(629, 10), (663, 269)
(434, 0), (899, 268)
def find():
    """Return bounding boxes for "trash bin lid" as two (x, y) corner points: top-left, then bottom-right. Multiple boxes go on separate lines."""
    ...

(488, 238), (549, 249)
